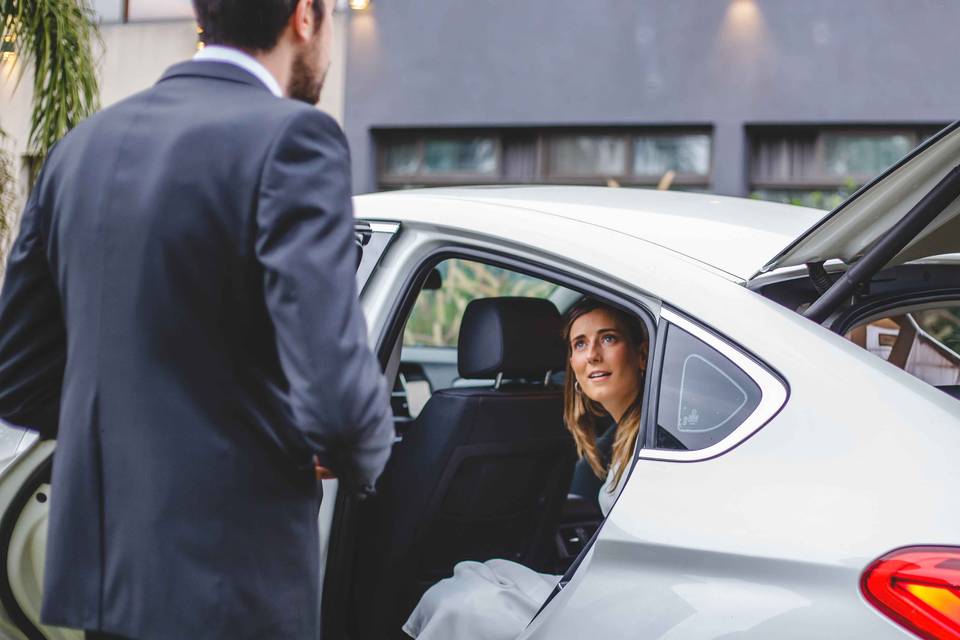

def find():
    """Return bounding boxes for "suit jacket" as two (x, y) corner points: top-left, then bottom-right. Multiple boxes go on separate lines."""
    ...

(0, 61), (395, 639)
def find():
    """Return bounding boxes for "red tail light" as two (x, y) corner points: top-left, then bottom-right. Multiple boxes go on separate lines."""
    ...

(861, 546), (960, 640)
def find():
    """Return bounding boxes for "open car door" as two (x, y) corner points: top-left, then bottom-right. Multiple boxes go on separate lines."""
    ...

(0, 434), (71, 640)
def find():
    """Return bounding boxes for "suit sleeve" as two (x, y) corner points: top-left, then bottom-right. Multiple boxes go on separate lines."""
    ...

(256, 109), (394, 493)
(0, 173), (66, 438)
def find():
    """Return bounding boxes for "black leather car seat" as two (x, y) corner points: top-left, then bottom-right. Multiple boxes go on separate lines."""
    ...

(351, 297), (576, 639)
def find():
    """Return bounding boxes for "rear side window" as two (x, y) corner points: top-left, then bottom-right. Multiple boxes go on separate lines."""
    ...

(654, 324), (762, 451)
(402, 258), (560, 348)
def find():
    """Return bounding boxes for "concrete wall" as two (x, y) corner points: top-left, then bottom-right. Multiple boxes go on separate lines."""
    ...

(344, 0), (960, 194)
(99, 21), (200, 108)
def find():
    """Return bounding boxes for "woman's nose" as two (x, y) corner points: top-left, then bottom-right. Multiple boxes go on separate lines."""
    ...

(587, 342), (602, 362)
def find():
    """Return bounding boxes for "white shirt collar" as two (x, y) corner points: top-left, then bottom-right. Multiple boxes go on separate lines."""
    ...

(193, 45), (284, 98)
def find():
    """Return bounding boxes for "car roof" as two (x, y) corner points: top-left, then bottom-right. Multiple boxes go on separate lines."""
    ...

(357, 186), (827, 280)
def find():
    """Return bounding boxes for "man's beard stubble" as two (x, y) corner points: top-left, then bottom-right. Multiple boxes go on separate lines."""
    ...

(288, 39), (326, 105)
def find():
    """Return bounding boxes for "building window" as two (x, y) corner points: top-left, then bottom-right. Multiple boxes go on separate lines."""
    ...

(544, 132), (711, 183)
(548, 135), (627, 177)
(821, 132), (913, 177)
(633, 133), (711, 178)
(376, 127), (712, 191)
(748, 126), (945, 210)
(422, 138), (497, 175)
(382, 141), (419, 177)
(381, 136), (499, 182)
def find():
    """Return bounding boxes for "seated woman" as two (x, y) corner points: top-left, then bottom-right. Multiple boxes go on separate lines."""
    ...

(403, 297), (648, 640)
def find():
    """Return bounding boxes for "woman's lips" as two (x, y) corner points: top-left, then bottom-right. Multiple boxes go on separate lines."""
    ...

(588, 371), (611, 382)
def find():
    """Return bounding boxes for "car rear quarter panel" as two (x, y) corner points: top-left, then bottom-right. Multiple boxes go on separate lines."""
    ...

(523, 304), (958, 638)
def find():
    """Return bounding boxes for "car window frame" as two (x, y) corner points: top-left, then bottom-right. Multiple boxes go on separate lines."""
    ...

(371, 244), (659, 372)
(639, 307), (789, 462)
(355, 221), (400, 292)
(400, 257), (571, 350)
(324, 236), (662, 639)
(390, 246), (661, 509)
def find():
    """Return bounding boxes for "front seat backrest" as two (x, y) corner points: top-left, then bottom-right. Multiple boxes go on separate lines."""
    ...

(352, 297), (575, 639)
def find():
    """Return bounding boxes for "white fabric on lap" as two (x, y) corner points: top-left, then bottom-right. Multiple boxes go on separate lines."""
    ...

(403, 466), (625, 639)
(403, 560), (556, 640)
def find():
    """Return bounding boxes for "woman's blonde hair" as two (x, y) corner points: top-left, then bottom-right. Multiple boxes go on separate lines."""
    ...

(562, 298), (648, 491)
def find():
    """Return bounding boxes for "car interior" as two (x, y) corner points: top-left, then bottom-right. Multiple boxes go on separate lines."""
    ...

(755, 262), (960, 402)
(325, 258), (649, 640)
(843, 306), (960, 399)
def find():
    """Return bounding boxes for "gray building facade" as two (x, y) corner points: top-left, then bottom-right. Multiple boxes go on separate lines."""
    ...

(343, 0), (958, 206)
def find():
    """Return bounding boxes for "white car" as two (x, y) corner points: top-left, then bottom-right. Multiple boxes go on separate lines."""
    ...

(1, 123), (959, 640)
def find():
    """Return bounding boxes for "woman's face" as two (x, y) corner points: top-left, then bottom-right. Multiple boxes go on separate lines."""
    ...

(569, 308), (643, 422)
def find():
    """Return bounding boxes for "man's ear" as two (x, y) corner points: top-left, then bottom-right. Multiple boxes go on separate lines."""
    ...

(291, 0), (316, 42)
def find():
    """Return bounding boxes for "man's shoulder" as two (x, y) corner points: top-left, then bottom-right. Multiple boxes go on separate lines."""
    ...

(271, 102), (344, 137)
(264, 104), (349, 158)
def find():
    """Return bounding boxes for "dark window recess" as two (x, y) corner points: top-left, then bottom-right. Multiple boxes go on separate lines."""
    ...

(655, 325), (761, 451)
(748, 125), (948, 209)
(375, 127), (712, 190)
(502, 135), (538, 182)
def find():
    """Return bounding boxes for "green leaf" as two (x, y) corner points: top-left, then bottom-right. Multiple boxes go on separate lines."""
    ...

(2, 0), (102, 176)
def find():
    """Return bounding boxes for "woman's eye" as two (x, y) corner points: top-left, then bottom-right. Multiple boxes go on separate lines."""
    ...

(573, 340), (586, 350)
(602, 334), (617, 344)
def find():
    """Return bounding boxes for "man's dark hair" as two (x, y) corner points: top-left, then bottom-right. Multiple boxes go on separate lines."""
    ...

(193, 0), (324, 52)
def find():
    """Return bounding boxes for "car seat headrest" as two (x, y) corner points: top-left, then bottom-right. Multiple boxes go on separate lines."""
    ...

(458, 297), (564, 380)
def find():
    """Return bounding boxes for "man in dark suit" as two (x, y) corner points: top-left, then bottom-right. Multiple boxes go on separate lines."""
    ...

(0, 0), (394, 637)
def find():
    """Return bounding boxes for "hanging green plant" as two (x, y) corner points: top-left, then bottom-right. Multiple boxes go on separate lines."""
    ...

(1, 0), (101, 178)
(0, 128), (14, 267)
